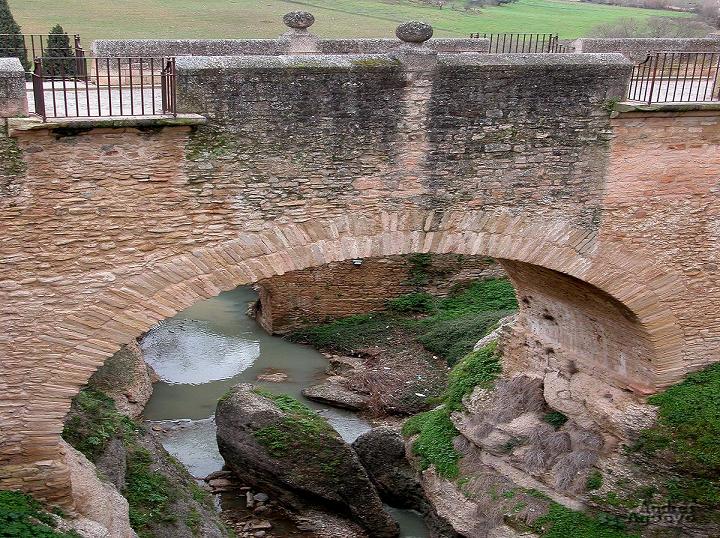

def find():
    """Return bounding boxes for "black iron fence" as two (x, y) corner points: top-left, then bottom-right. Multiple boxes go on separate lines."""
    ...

(31, 56), (177, 120)
(627, 51), (720, 104)
(469, 33), (569, 53)
(0, 33), (83, 69)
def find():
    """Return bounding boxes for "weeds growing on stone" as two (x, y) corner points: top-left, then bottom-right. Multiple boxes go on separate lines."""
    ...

(531, 502), (638, 538)
(292, 277), (517, 366)
(632, 362), (720, 506)
(402, 343), (502, 478)
(62, 388), (135, 462)
(0, 490), (79, 538)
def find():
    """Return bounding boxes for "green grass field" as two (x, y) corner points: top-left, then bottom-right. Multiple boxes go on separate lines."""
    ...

(11, 0), (689, 44)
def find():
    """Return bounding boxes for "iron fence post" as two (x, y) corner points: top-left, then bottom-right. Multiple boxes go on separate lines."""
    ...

(32, 58), (46, 121)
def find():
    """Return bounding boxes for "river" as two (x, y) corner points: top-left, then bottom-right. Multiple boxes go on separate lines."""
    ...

(140, 286), (430, 537)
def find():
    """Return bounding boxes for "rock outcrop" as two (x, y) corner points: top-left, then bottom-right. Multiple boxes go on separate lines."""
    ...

(302, 377), (370, 410)
(60, 440), (137, 538)
(353, 426), (461, 538)
(216, 383), (399, 538)
(89, 340), (158, 418)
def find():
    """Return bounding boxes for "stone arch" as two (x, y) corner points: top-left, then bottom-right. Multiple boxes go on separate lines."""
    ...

(2, 208), (687, 505)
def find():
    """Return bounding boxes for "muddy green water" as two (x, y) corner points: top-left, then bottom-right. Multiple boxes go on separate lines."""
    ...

(141, 286), (430, 537)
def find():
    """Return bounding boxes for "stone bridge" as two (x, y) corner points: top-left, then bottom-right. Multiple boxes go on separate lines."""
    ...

(1, 21), (719, 507)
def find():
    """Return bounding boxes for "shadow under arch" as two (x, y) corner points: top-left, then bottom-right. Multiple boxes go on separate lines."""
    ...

(3, 209), (688, 505)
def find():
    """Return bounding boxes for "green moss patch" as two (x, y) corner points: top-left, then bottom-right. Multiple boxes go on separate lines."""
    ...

(0, 491), (79, 538)
(62, 388), (135, 462)
(632, 362), (720, 506)
(292, 277), (517, 366)
(531, 502), (638, 538)
(402, 343), (501, 478)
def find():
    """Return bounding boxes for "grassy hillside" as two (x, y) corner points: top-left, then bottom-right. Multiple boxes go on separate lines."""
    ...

(10, 0), (689, 44)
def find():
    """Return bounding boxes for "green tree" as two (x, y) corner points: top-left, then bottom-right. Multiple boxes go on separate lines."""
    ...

(44, 24), (76, 76)
(0, 0), (29, 71)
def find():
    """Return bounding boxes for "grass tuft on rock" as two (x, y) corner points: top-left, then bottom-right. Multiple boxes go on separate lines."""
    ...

(632, 362), (720, 506)
(124, 447), (177, 535)
(531, 502), (638, 538)
(62, 388), (135, 462)
(252, 389), (337, 458)
(402, 342), (501, 478)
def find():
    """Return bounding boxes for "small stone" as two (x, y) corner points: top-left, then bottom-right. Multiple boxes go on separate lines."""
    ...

(283, 11), (315, 29)
(395, 21), (433, 43)
(256, 372), (288, 383)
(253, 492), (269, 502)
(254, 532), (266, 538)
(250, 521), (272, 530)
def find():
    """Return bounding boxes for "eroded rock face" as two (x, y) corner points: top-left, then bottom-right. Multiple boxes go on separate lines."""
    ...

(216, 383), (399, 538)
(60, 440), (137, 538)
(89, 340), (158, 418)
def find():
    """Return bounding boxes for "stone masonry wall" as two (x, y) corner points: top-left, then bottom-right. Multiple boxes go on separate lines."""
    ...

(1, 50), (718, 505)
(254, 254), (505, 334)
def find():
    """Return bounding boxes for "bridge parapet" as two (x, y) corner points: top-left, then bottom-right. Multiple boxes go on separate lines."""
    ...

(0, 58), (27, 118)
(91, 12), (489, 59)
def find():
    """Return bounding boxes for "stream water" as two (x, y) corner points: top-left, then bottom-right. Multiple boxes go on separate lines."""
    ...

(141, 286), (429, 537)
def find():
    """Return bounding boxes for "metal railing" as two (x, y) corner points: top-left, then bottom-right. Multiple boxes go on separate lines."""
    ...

(31, 56), (177, 120)
(0, 33), (83, 67)
(469, 33), (569, 53)
(627, 51), (720, 104)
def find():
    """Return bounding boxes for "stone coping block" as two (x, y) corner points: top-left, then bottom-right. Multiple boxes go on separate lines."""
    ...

(175, 51), (631, 73)
(175, 54), (402, 73)
(0, 57), (27, 118)
(92, 37), (490, 57)
(7, 114), (207, 136)
(613, 101), (720, 118)
(440, 52), (632, 68)
(0, 57), (24, 76)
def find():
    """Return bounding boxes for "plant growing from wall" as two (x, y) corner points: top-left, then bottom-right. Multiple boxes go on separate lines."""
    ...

(0, 0), (29, 71)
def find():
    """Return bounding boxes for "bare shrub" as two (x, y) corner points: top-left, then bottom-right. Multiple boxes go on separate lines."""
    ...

(589, 15), (715, 37)
(552, 450), (599, 492)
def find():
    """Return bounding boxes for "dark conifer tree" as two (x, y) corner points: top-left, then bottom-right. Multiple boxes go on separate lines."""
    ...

(44, 24), (76, 76)
(0, 0), (29, 71)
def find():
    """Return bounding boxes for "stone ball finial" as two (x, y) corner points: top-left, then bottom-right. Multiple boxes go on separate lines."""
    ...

(395, 21), (433, 44)
(283, 11), (315, 30)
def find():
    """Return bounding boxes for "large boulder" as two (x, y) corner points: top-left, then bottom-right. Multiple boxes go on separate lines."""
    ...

(216, 383), (399, 538)
(352, 426), (425, 508)
(353, 427), (461, 538)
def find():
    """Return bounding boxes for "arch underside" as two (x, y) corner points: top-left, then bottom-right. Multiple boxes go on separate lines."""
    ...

(0, 209), (688, 503)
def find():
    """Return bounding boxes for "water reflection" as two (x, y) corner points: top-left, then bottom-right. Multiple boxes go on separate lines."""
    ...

(141, 286), (428, 537)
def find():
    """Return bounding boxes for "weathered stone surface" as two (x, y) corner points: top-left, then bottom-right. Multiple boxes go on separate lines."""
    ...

(283, 11), (315, 29)
(89, 340), (158, 418)
(302, 381), (370, 411)
(59, 440), (137, 538)
(352, 426), (424, 507)
(395, 21), (433, 43)
(0, 58), (28, 118)
(216, 384), (399, 537)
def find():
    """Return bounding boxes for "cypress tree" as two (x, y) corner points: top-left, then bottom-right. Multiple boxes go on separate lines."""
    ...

(44, 24), (76, 76)
(0, 0), (29, 71)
